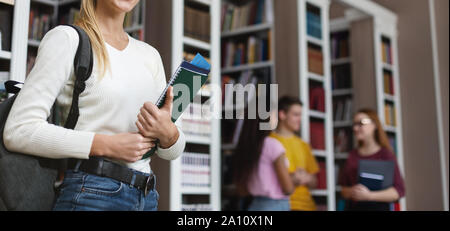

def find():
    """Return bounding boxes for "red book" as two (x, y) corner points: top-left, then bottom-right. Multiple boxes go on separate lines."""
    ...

(317, 162), (327, 189)
(310, 121), (325, 150)
(389, 74), (394, 95)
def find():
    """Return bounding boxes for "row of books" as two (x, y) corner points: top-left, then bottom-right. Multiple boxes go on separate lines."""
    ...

(185, 6), (211, 42)
(331, 63), (352, 90)
(58, 8), (79, 26)
(123, 0), (143, 29)
(181, 204), (213, 211)
(28, 10), (51, 41)
(333, 97), (352, 122)
(307, 10), (322, 39)
(388, 134), (398, 155)
(317, 161), (327, 189)
(181, 152), (211, 188)
(309, 86), (325, 112)
(330, 31), (349, 60)
(221, 34), (271, 68)
(310, 121), (325, 150)
(26, 53), (36, 77)
(221, 71), (258, 107)
(308, 45), (324, 75)
(0, 71), (9, 103)
(334, 128), (352, 153)
(381, 39), (393, 64)
(0, 6), (12, 51)
(181, 104), (211, 139)
(384, 103), (397, 127)
(383, 71), (395, 95)
(221, 0), (274, 32)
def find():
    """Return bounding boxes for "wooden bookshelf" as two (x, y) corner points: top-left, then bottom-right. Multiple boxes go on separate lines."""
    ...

(297, 0), (335, 211)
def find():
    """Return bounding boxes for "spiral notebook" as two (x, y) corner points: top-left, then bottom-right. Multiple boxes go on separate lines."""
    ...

(142, 54), (211, 159)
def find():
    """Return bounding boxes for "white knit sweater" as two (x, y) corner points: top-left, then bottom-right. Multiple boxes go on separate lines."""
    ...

(3, 26), (185, 173)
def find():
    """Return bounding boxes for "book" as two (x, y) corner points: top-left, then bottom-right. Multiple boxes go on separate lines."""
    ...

(308, 44), (323, 75)
(181, 152), (211, 188)
(309, 86), (325, 112)
(310, 121), (325, 150)
(358, 160), (395, 191)
(317, 161), (327, 189)
(221, 0), (273, 32)
(142, 54), (211, 159)
(0, 6), (12, 51)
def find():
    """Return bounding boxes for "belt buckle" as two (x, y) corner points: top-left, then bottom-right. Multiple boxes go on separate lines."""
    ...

(144, 175), (154, 197)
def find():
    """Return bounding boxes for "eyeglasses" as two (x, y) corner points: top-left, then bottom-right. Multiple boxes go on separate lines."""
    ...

(353, 118), (373, 127)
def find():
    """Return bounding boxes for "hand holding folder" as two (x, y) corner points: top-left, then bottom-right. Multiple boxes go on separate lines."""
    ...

(140, 54), (211, 159)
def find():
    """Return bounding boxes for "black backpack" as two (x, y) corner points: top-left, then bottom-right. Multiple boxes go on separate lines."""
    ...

(0, 25), (93, 211)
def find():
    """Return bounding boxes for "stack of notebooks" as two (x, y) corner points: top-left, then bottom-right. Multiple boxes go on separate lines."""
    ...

(182, 204), (213, 211)
(310, 121), (325, 150)
(383, 71), (394, 95)
(29, 10), (51, 41)
(307, 10), (322, 39)
(331, 31), (349, 60)
(181, 103), (212, 140)
(181, 152), (211, 189)
(221, 35), (271, 68)
(221, 0), (274, 32)
(384, 103), (397, 127)
(308, 45), (324, 75)
(333, 97), (352, 122)
(185, 6), (211, 42)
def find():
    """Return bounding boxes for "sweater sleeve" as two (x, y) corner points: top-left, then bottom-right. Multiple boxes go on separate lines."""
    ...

(149, 46), (186, 160)
(3, 26), (95, 160)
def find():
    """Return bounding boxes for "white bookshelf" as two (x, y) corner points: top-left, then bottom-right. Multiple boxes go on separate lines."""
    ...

(298, 0), (335, 211)
(335, 0), (405, 211)
(170, 0), (221, 211)
(373, 14), (406, 211)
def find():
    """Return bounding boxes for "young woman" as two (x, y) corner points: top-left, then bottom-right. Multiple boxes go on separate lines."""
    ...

(3, 0), (186, 211)
(232, 108), (298, 211)
(339, 109), (405, 211)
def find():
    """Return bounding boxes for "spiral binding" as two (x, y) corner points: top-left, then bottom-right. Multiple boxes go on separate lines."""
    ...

(156, 65), (184, 107)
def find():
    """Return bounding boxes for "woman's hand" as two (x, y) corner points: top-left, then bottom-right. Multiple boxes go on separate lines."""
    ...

(136, 86), (179, 149)
(351, 184), (373, 201)
(90, 133), (156, 163)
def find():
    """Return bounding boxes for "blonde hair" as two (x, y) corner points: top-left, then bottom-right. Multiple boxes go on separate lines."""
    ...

(75, 0), (109, 79)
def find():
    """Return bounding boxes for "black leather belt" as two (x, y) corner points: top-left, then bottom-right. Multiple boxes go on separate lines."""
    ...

(67, 157), (155, 196)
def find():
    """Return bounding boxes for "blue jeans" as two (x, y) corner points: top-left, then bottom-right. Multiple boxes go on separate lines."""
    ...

(247, 196), (290, 211)
(53, 170), (159, 211)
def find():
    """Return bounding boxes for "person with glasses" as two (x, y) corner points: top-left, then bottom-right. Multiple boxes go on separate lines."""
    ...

(338, 108), (405, 211)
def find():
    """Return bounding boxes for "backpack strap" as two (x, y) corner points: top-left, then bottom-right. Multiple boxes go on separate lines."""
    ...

(63, 24), (93, 130)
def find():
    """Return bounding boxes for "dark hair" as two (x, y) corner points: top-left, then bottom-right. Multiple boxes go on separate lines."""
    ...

(231, 106), (271, 196)
(356, 108), (393, 152)
(278, 96), (303, 113)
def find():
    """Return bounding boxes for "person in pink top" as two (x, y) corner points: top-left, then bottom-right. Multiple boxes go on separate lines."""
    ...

(232, 106), (301, 211)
